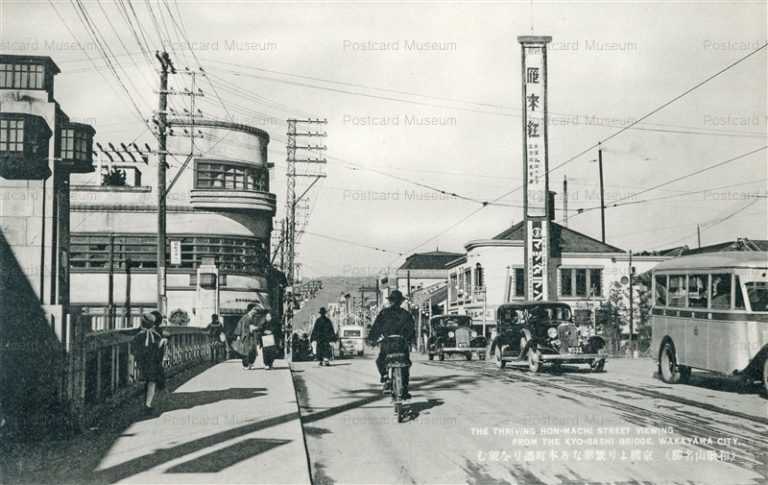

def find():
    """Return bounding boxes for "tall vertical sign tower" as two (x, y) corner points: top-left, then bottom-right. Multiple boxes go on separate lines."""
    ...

(519, 35), (552, 301)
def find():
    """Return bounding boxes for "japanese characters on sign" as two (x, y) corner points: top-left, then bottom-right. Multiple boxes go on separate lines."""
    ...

(522, 43), (548, 217)
(527, 220), (548, 301)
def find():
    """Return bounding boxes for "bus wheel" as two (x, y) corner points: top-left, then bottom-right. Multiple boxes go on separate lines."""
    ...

(659, 342), (681, 384)
(763, 359), (768, 397)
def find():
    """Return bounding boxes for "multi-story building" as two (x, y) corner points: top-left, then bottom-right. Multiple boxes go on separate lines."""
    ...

(378, 250), (463, 303)
(69, 118), (281, 331)
(0, 54), (96, 434)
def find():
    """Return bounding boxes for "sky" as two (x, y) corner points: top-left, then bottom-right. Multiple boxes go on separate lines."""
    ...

(4, 0), (767, 278)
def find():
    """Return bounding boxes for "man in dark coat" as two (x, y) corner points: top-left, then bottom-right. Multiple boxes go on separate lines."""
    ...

(310, 308), (336, 366)
(369, 290), (415, 399)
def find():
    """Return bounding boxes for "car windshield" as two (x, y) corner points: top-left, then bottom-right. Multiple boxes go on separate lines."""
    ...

(498, 308), (525, 325)
(432, 317), (470, 328)
(529, 306), (572, 322)
(745, 282), (768, 312)
(343, 329), (362, 337)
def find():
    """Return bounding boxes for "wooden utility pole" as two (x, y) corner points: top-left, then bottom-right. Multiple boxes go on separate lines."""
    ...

(108, 233), (114, 330)
(598, 143), (606, 243)
(155, 51), (175, 316)
(697, 224), (701, 248)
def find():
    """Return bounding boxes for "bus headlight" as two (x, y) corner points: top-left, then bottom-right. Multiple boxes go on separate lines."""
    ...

(547, 327), (558, 339)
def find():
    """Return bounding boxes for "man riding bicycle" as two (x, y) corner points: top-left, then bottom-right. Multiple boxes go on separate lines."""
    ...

(369, 290), (415, 399)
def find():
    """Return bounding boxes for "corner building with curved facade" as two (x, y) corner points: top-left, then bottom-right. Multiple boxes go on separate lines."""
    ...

(69, 118), (278, 330)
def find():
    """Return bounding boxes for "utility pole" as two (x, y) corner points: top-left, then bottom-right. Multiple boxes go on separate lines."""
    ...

(598, 143), (606, 243)
(563, 175), (569, 227)
(283, 118), (327, 285)
(628, 250), (635, 358)
(697, 224), (701, 248)
(155, 51), (175, 316)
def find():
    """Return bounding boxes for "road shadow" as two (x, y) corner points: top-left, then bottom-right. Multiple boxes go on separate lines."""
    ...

(5, 368), (285, 484)
(402, 398), (444, 422)
(157, 387), (268, 415)
(164, 438), (291, 473)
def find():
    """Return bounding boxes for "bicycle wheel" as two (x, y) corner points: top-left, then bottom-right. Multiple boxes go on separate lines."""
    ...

(392, 367), (404, 422)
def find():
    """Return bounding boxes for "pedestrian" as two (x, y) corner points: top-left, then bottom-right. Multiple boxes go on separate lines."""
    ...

(233, 304), (261, 369)
(206, 313), (225, 362)
(310, 307), (336, 366)
(131, 313), (166, 415)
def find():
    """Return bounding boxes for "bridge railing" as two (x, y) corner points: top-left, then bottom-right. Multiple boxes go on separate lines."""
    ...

(67, 322), (223, 426)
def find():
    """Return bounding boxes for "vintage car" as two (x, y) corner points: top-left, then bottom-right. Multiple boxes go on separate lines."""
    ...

(491, 302), (607, 372)
(427, 315), (488, 361)
(338, 325), (366, 358)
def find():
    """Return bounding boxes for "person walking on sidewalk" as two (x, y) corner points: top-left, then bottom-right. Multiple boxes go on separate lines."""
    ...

(233, 304), (261, 369)
(131, 313), (167, 415)
(310, 308), (336, 366)
(206, 314), (225, 362)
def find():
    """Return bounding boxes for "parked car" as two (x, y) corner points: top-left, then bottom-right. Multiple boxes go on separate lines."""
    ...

(338, 325), (366, 358)
(427, 315), (488, 361)
(491, 302), (607, 372)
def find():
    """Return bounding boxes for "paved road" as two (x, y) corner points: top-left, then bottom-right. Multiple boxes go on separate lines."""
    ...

(292, 353), (768, 485)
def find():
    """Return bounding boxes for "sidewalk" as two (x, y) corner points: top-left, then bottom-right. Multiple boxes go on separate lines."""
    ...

(3, 358), (312, 485)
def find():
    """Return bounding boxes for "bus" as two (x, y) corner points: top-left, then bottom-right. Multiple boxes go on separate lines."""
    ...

(650, 251), (768, 393)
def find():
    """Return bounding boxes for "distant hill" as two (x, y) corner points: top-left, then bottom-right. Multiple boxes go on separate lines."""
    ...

(291, 276), (378, 333)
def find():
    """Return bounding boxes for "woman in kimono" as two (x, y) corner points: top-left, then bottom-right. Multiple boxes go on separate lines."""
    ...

(131, 313), (166, 415)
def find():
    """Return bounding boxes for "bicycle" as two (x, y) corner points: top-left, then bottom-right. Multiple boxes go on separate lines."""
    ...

(380, 335), (410, 423)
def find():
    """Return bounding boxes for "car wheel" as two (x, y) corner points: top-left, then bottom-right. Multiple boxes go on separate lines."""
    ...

(659, 342), (681, 384)
(358, 350), (364, 357)
(428, 353), (434, 361)
(479, 352), (486, 361)
(438, 352), (445, 361)
(590, 358), (605, 373)
(465, 353), (472, 361)
(496, 347), (506, 369)
(528, 348), (542, 373)
(762, 358), (768, 397)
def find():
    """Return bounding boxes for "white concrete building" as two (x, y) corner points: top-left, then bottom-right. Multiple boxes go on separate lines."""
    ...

(68, 119), (281, 331)
(447, 221), (670, 331)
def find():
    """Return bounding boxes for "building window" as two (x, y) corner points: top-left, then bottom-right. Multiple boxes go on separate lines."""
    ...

(0, 63), (45, 89)
(560, 269), (573, 296)
(61, 127), (92, 161)
(0, 119), (24, 152)
(474, 263), (484, 289)
(559, 268), (603, 298)
(655, 274), (668, 306)
(71, 234), (267, 274)
(463, 269), (471, 295)
(589, 269), (602, 297)
(505, 268), (526, 301)
(196, 161), (267, 191)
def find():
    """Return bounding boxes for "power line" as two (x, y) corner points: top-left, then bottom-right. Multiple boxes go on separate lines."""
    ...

(569, 145), (768, 218)
(494, 40), (768, 204)
(571, 174), (768, 216)
(302, 231), (405, 256)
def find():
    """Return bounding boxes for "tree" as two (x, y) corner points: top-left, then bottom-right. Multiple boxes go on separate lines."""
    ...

(102, 167), (127, 186)
(168, 308), (190, 326)
(596, 278), (654, 355)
